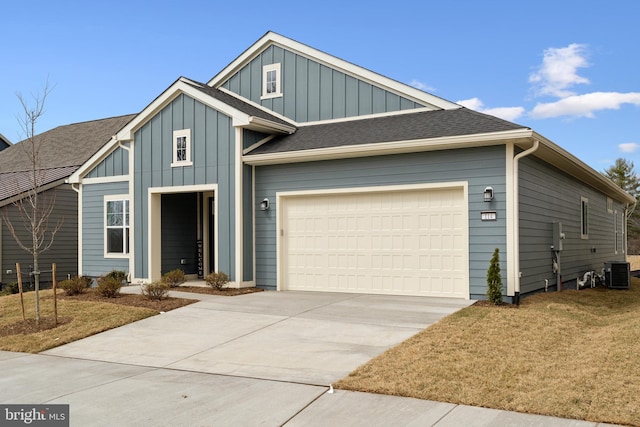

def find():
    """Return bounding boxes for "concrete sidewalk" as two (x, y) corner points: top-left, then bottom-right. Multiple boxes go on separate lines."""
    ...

(0, 290), (622, 426)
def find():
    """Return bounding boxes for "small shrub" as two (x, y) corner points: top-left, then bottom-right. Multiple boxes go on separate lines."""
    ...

(141, 281), (170, 301)
(96, 277), (122, 298)
(162, 269), (186, 288)
(59, 276), (91, 296)
(0, 282), (19, 296)
(486, 248), (503, 304)
(205, 271), (230, 290)
(106, 270), (127, 283)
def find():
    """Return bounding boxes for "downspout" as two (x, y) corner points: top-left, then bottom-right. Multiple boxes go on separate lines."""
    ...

(512, 139), (540, 305)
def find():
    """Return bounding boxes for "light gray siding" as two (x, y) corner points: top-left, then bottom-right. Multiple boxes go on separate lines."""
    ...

(519, 156), (626, 294)
(255, 146), (507, 299)
(1, 185), (78, 285)
(133, 94), (236, 279)
(222, 45), (424, 123)
(85, 146), (129, 178)
(82, 181), (129, 276)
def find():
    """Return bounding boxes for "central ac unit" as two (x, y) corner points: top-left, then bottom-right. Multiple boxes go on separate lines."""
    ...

(604, 261), (630, 289)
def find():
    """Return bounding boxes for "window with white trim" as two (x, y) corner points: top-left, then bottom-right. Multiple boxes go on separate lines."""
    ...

(607, 197), (613, 213)
(581, 196), (589, 239)
(105, 197), (130, 256)
(261, 63), (282, 99)
(171, 129), (192, 167)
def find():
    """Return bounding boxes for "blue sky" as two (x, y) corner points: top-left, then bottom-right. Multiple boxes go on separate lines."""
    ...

(1, 0), (639, 173)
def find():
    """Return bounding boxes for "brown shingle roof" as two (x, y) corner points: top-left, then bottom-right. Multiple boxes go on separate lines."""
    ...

(0, 114), (135, 202)
(0, 114), (135, 174)
(0, 166), (78, 203)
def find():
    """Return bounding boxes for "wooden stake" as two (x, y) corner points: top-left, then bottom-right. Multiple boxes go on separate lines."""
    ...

(52, 263), (58, 326)
(16, 263), (25, 321)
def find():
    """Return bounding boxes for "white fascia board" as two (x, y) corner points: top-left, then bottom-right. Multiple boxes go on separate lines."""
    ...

(116, 78), (252, 141)
(533, 131), (636, 204)
(208, 31), (460, 111)
(243, 129), (533, 166)
(70, 78), (261, 183)
(248, 116), (296, 134)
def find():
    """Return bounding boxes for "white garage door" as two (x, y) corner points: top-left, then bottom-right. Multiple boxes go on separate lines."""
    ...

(281, 185), (468, 298)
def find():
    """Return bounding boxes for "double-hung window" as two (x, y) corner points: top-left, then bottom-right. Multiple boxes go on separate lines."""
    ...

(261, 63), (282, 99)
(105, 197), (130, 256)
(172, 129), (192, 167)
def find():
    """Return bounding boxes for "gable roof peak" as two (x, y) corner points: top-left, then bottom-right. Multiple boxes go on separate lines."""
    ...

(208, 31), (460, 111)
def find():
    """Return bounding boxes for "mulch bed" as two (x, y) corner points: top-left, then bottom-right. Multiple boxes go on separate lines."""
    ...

(55, 289), (197, 311)
(0, 316), (74, 337)
(174, 286), (264, 296)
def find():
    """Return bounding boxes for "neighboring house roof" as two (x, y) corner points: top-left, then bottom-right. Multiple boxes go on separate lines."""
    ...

(0, 114), (135, 204)
(0, 114), (135, 174)
(0, 133), (10, 151)
(0, 166), (78, 205)
(247, 108), (526, 155)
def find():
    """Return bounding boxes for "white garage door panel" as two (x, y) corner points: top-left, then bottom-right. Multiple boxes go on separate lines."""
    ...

(282, 187), (468, 298)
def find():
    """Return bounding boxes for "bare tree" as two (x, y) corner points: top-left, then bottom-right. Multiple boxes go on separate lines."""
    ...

(2, 82), (62, 324)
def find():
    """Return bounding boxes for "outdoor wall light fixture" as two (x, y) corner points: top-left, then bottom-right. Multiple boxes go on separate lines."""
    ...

(484, 186), (494, 202)
(260, 198), (270, 211)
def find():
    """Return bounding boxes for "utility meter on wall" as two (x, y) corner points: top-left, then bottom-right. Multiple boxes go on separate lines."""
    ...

(552, 222), (565, 251)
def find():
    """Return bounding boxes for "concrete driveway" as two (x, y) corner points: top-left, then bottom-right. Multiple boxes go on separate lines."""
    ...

(2, 291), (611, 426)
(43, 290), (472, 385)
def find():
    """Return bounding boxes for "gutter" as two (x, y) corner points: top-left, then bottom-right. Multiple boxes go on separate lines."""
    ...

(512, 139), (540, 305)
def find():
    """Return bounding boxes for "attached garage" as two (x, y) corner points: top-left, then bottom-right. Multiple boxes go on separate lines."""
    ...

(277, 183), (469, 298)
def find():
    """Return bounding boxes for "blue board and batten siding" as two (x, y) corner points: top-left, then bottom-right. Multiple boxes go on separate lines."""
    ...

(82, 181), (129, 276)
(519, 156), (626, 294)
(222, 45), (424, 123)
(85, 147), (129, 178)
(255, 146), (508, 299)
(133, 94), (237, 279)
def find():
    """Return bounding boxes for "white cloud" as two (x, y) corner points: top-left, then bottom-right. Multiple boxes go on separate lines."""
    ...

(530, 91), (640, 119)
(529, 43), (590, 98)
(457, 97), (525, 121)
(410, 79), (435, 92)
(620, 143), (640, 153)
(457, 97), (484, 110)
(482, 106), (526, 122)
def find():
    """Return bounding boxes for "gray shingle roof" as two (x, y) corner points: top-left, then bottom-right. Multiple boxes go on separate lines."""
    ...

(0, 114), (135, 174)
(183, 80), (294, 128)
(247, 108), (528, 155)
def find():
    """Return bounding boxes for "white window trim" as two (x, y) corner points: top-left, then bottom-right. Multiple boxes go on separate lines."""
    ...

(607, 197), (613, 213)
(104, 195), (130, 259)
(581, 196), (589, 240)
(261, 63), (282, 99)
(171, 129), (192, 167)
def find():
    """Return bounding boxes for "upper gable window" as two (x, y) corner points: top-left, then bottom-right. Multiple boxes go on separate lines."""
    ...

(261, 63), (282, 99)
(172, 129), (192, 167)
